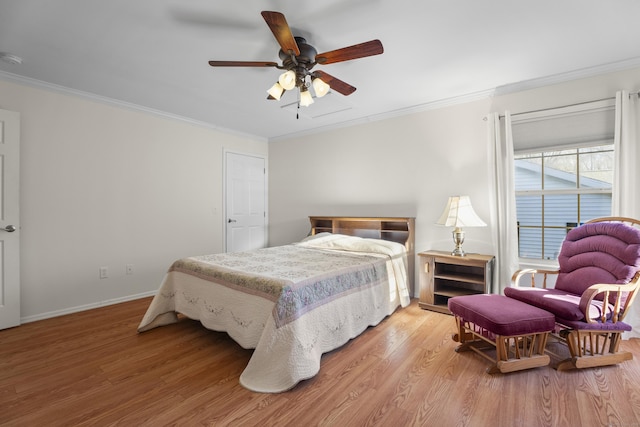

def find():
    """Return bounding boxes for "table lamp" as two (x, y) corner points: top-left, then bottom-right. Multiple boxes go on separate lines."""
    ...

(436, 195), (487, 256)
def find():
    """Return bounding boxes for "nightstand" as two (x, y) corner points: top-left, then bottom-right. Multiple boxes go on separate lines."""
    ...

(418, 250), (494, 314)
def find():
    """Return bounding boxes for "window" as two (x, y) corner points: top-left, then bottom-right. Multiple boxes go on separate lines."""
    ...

(511, 99), (616, 261)
(514, 146), (614, 259)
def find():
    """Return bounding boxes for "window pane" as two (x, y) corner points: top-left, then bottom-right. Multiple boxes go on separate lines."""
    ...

(543, 152), (577, 190)
(579, 149), (613, 188)
(579, 145), (614, 155)
(518, 227), (541, 258)
(544, 194), (578, 226)
(514, 157), (542, 191)
(580, 193), (612, 221)
(544, 228), (566, 260)
(516, 195), (541, 226)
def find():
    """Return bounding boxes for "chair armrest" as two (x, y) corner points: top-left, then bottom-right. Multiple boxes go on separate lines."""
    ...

(511, 268), (560, 288)
(579, 272), (640, 323)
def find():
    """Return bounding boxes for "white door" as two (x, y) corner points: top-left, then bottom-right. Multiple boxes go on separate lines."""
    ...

(225, 152), (266, 252)
(0, 109), (20, 330)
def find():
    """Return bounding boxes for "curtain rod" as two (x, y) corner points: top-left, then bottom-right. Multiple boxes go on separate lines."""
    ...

(502, 96), (615, 119)
(497, 91), (640, 119)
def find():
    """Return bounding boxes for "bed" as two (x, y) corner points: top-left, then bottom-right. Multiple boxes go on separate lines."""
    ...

(138, 216), (415, 393)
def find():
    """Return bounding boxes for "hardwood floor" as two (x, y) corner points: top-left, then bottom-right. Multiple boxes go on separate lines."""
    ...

(2, 298), (640, 427)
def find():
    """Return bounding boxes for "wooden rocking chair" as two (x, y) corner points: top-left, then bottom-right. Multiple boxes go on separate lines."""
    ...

(504, 217), (640, 370)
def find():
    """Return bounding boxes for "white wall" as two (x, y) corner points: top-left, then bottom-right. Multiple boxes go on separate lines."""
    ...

(268, 98), (495, 249)
(0, 79), (267, 321)
(4, 64), (640, 320)
(268, 66), (640, 292)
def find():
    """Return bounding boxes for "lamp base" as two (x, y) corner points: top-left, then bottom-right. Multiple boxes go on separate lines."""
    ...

(451, 227), (466, 256)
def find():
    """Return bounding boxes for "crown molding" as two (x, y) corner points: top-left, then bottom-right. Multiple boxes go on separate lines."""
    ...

(267, 88), (497, 142)
(3, 55), (640, 144)
(269, 56), (640, 142)
(493, 56), (640, 96)
(0, 70), (268, 144)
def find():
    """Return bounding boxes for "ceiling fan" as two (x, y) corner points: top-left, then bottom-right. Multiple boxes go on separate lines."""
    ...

(208, 11), (384, 107)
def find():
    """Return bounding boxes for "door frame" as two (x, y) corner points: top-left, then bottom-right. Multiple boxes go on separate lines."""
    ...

(222, 149), (268, 252)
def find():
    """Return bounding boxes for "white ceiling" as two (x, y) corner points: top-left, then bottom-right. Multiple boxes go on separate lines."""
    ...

(2, 0), (640, 141)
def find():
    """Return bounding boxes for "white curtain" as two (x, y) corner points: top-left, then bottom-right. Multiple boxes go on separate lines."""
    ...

(487, 112), (520, 294)
(613, 91), (640, 338)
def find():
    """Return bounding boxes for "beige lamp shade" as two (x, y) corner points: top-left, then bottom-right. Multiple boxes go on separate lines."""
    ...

(436, 195), (487, 228)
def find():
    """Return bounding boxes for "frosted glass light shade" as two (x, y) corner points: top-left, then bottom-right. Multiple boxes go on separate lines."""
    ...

(278, 70), (296, 91)
(312, 77), (330, 97)
(436, 196), (487, 228)
(267, 82), (284, 100)
(299, 88), (314, 107)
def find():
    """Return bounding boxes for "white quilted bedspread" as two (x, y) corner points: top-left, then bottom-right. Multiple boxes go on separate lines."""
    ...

(138, 233), (410, 392)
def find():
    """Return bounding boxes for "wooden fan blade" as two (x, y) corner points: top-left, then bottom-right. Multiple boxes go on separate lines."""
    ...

(208, 60), (279, 67)
(316, 39), (383, 65)
(261, 11), (300, 56)
(314, 70), (356, 96)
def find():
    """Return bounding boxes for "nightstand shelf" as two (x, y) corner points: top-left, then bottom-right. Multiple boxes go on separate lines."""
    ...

(418, 250), (494, 314)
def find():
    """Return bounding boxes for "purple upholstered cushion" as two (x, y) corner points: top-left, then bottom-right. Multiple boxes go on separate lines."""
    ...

(448, 294), (555, 336)
(503, 287), (612, 321)
(559, 318), (632, 331)
(555, 222), (640, 297)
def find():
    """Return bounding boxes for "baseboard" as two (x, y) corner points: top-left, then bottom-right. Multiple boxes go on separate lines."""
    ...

(20, 291), (157, 324)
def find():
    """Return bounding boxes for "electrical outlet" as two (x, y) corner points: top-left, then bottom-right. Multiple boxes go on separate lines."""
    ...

(99, 267), (108, 279)
(126, 264), (134, 275)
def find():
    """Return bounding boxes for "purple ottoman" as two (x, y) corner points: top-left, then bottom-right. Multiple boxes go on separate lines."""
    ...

(448, 294), (555, 373)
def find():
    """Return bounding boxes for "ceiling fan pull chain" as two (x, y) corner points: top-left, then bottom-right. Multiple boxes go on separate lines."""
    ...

(297, 102), (300, 119)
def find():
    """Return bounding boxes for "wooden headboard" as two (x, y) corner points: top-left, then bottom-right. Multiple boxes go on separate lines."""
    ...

(309, 216), (415, 293)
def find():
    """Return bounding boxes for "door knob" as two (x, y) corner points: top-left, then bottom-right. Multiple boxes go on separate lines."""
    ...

(1, 225), (16, 232)
(228, 218), (237, 223)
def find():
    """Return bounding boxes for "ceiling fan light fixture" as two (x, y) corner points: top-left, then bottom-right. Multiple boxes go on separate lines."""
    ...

(299, 87), (314, 107)
(267, 82), (285, 100)
(208, 12), (384, 110)
(278, 70), (296, 91)
(312, 77), (330, 98)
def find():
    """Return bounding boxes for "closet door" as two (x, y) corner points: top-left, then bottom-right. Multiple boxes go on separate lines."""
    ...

(225, 152), (266, 252)
(0, 109), (20, 330)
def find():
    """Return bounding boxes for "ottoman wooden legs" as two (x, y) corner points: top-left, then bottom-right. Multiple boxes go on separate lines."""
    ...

(448, 294), (556, 374)
(453, 316), (551, 373)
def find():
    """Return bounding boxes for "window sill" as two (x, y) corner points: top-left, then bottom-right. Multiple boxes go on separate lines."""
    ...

(518, 258), (559, 271)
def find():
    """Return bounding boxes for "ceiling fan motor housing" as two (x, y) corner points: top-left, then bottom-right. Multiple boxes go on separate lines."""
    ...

(280, 37), (318, 86)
